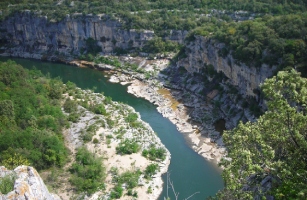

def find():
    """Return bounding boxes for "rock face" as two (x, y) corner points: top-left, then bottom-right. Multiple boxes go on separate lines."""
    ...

(0, 12), (187, 59)
(177, 36), (277, 97)
(0, 166), (60, 200)
(0, 12), (154, 56)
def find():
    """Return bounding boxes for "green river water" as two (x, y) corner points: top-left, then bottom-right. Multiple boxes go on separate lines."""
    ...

(1, 58), (224, 200)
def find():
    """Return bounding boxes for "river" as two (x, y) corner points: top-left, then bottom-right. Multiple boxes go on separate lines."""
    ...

(1, 57), (224, 200)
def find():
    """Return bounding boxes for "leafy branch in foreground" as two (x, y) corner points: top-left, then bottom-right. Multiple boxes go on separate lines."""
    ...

(219, 69), (307, 199)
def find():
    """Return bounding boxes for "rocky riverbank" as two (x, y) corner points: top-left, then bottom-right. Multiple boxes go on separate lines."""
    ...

(106, 57), (226, 164)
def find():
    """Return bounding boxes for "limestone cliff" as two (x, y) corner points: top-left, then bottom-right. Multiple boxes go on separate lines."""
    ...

(0, 11), (154, 58)
(0, 11), (187, 60)
(0, 166), (60, 200)
(177, 36), (277, 97)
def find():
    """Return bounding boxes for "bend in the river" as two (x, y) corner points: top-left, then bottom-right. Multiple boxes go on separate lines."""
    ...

(1, 57), (224, 200)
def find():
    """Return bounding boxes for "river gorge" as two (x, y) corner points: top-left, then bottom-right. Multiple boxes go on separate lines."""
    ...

(0, 57), (223, 199)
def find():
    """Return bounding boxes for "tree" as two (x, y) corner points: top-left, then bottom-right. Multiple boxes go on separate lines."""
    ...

(0, 148), (30, 170)
(220, 69), (307, 199)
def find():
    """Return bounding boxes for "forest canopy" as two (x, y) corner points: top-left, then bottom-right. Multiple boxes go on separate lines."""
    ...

(0, 60), (68, 170)
(0, 0), (306, 31)
(190, 13), (307, 76)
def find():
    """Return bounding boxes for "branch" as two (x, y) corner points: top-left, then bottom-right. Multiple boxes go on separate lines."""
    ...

(167, 172), (179, 200)
(185, 191), (200, 200)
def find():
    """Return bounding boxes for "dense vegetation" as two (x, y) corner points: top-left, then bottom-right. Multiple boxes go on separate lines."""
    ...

(191, 13), (307, 76)
(0, 60), (68, 170)
(69, 147), (105, 195)
(110, 168), (141, 199)
(217, 70), (307, 199)
(1, 0), (306, 32)
(142, 145), (167, 161)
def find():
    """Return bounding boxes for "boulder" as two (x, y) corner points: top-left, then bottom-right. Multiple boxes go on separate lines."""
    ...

(0, 166), (60, 200)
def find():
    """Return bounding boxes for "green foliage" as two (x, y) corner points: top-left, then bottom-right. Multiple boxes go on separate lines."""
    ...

(110, 185), (124, 199)
(67, 112), (81, 122)
(92, 138), (99, 144)
(0, 100), (15, 119)
(0, 0), (306, 40)
(94, 56), (121, 68)
(63, 98), (78, 113)
(142, 145), (166, 161)
(82, 132), (93, 142)
(65, 81), (77, 91)
(125, 112), (138, 124)
(114, 170), (141, 189)
(144, 163), (159, 179)
(0, 174), (16, 194)
(91, 103), (107, 115)
(127, 188), (138, 197)
(220, 69), (307, 199)
(104, 96), (112, 104)
(0, 61), (68, 170)
(70, 147), (105, 194)
(193, 14), (307, 76)
(116, 139), (140, 155)
(1, 148), (30, 170)
(110, 169), (141, 199)
(142, 37), (181, 53)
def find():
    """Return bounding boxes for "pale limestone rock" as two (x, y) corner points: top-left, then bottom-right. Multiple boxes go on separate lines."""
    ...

(177, 36), (277, 97)
(0, 12), (186, 57)
(0, 166), (60, 200)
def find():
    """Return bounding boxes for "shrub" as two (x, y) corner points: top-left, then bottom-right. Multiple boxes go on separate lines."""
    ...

(116, 139), (140, 155)
(67, 112), (81, 122)
(87, 124), (98, 133)
(115, 170), (141, 189)
(69, 147), (105, 194)
(125, 113), (138, 124)
(104, 96), (112, 104)
(110, 185), (123, 199)
(106, 118), (115, 128)
(144, 164), (159, 179)
(92, 104), (107, 115)
(82, 132), (93, 143)
(142, 146), (166, 161)
(0, 174), (16, 194)
(92, 138), (99, 144)
(63, 98), (78, 113)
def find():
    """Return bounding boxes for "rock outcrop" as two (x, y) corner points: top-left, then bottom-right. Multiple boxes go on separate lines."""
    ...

(177, 36), (277, 97)
(0, 166), (61, 200)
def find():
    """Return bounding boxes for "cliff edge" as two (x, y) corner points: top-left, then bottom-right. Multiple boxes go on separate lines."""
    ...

(0, 166), (60, 200)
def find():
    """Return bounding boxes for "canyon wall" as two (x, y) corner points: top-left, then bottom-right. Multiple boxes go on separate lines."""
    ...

(177, 36), (277, 97)
(0, 12), (187, 59)
(0, 12), (274, 96)
(0, 11), (154, 57)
